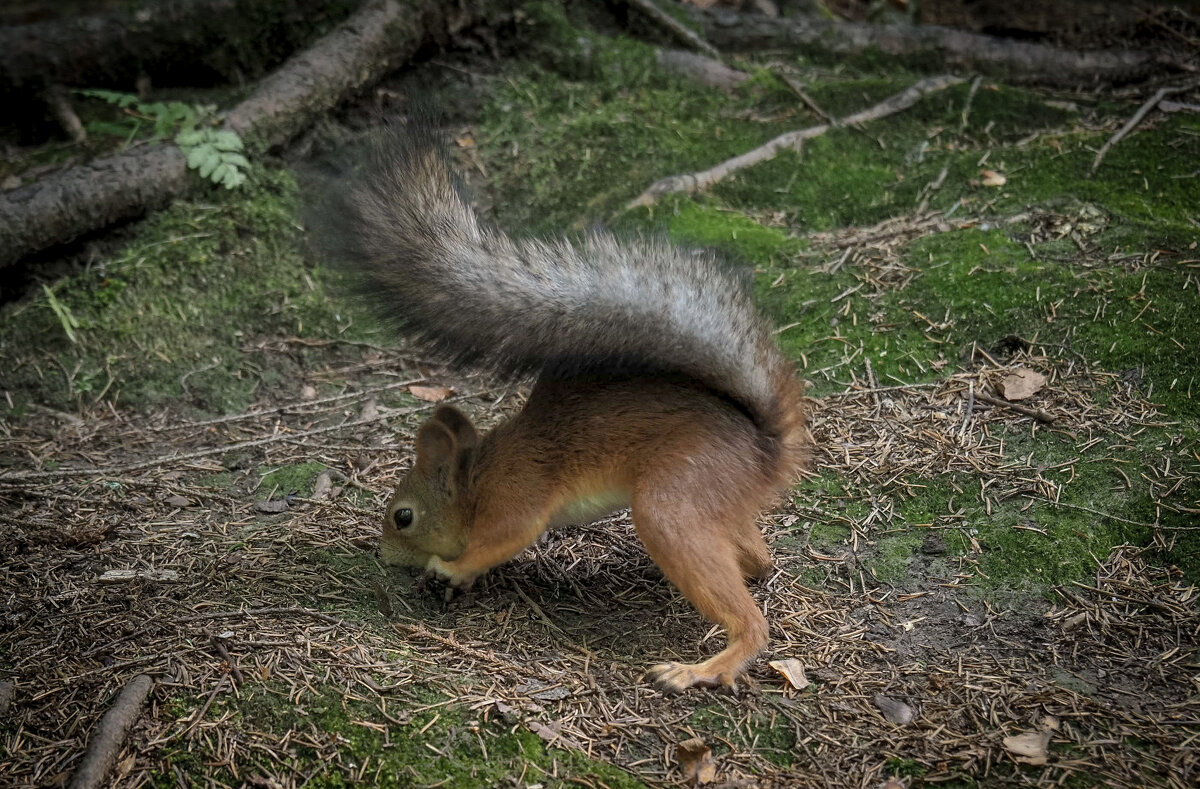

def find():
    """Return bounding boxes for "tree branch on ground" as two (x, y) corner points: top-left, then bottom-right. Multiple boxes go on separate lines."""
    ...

(628, 74), (965, 208)
(1091, 78), (1200, 174)
(656, 48), (749, 90)
(67, 674), (154, 789)
(689, 6), (1166, 87)
(622, 0), (721, 59)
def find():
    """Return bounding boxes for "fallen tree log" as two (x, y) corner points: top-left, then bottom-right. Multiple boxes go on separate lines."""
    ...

(690, 6), (1163, 87)
(0, 0), (355, 107)
(0, 0), (492, 269)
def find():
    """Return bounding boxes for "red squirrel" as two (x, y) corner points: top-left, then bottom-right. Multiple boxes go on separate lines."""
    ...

(318, 116), (810, 692)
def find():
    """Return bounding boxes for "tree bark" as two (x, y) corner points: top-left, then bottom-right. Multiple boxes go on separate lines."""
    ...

(0, 0), (495, 268)
(1, 0), (356, 102)
(67, 675), (154, 789)
(693, 7), (1161, 87)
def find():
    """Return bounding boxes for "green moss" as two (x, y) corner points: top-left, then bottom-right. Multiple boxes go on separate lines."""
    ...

(868, 531), (923, 584)
(260, 461), (328, 497)
(0, 166), (381, 414)
(660, 200), (804, 264)
(689, 705), (797, 768)
(160, 684), (645, 788)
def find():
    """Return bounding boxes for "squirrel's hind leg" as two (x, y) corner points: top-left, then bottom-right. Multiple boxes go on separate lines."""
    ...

(632, 484), (770, 693)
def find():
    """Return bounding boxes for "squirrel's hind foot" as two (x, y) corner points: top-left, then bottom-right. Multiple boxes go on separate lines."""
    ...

(646, 661), (741, 694)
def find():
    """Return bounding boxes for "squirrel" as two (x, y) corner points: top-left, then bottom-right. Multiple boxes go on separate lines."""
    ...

(317, 115), (810, 692)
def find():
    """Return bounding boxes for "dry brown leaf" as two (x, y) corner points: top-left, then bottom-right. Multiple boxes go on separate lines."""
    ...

(996, 368), (1047, 401)
(677, 737), (717, 785)
(164, 494), (190, 508)
(409, 384), (454, 402)
(299, 384), (318, 400)
(359, 398), (380, 421)
(981, 169), (1007, 187)
(312, 469), (346, 501)
(526, 720), (583, 751)
(1003, 730), (1050, 765)
(116, 752), (137, 779)
(526, 720), (560, 743)
(254, 498), (289, 513)
(767, 658), (809, 689)
(873, 694), (915, 725)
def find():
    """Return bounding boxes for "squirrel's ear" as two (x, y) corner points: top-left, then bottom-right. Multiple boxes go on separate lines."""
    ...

(414, 415), (475, 494)
(414, 419), (456, 478)
(432, 405), (478, 450)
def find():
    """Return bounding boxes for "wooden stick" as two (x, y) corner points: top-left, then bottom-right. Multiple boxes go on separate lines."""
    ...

(1091, 79), (1200, 174)
(68, 674), (154, 789)
(778, 72), (835, 124)
(628, 75), (965, 208)
(623, 0), (720, 60)
(974, 392), (1055, 425)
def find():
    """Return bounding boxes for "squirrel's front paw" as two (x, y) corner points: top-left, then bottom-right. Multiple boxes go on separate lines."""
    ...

(420, 556), (479, 604)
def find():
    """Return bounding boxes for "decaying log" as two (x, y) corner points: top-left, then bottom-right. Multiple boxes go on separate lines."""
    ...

(0, 0), (353, 103)
(0, 0), (492, 268)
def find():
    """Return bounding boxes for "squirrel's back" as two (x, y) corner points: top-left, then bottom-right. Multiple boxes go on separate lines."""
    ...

(316, 116), (808, 482)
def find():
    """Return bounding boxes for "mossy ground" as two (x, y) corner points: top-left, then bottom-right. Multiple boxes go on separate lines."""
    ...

(1, 8), (1196, 787)
(154, 684), (644, 789)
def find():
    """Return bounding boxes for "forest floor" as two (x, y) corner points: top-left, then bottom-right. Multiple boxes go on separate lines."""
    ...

(1, 5), (1198, 788)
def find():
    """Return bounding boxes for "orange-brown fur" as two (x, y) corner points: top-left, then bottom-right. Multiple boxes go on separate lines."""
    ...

(383, 374), (808, 692)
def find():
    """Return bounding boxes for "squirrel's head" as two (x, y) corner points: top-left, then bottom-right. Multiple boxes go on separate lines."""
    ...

(380, 405), (476, 568)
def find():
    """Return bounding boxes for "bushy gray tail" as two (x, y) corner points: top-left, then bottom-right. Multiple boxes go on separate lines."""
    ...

(316, 117), (805, 457)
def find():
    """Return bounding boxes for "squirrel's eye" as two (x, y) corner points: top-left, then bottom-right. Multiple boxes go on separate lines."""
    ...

(393, 508), (414, 529)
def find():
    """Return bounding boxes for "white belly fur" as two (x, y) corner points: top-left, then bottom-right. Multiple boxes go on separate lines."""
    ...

(547, 490), (630, 529)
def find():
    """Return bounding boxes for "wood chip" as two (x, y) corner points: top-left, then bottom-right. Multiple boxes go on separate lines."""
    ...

(1003, 730), (1050, 765)
(98, 569), (180, 584)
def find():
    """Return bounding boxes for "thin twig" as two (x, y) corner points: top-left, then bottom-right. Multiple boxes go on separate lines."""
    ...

(182, 673), (227, 740)
(152, 377), (424, 432)
(1024, 496), (1166, 529)
(960, 76), (983, 130)
(959, 382), (976, 436)
(1091, 79), (1200, 173)
(778, 72), (835, 124)
(623, 0), (719, 59)
(820, 382), (944, 400)
(209, 636), (244, 686)
(175, 606), (349, 627)
(974, 392), (1055, 425)
(0, 398), (450, 483)
(628, 75), (965, 208)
